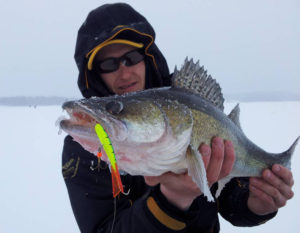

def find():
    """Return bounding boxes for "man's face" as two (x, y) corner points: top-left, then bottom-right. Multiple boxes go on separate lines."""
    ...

(94, 44), (146, 95)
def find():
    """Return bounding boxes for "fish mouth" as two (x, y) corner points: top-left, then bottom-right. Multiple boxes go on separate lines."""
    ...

(59, 101), (128, 154)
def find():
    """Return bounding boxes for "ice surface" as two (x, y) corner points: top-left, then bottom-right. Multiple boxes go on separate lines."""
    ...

(0, 106), (78, 233)
(0, 102), (299, 233)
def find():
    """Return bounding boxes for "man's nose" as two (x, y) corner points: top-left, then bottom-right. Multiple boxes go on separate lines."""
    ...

(118, 62), (132, 79)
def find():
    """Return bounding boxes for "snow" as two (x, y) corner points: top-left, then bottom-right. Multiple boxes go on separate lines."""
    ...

(0, 106), (78, 233)
(0, 102), (299, 233)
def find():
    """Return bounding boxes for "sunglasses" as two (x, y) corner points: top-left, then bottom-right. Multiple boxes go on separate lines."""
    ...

(94, 49), (145, 73)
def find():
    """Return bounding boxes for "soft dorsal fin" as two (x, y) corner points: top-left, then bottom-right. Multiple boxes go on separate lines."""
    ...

(172, 57), (224, 111)
(228, 104), (242, 129)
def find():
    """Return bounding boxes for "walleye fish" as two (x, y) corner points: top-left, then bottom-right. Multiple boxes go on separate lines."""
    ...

(59, 58), (298, 201)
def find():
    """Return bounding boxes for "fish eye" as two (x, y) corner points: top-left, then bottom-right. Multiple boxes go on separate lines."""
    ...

(105, 101), (124, 115)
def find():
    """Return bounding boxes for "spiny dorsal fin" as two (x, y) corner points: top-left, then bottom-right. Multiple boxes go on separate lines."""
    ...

(172, 57), (224, 111)
(228, 104), (242, 130)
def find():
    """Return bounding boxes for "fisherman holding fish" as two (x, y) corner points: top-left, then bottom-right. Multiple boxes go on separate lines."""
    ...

(61, 3), (295, 233)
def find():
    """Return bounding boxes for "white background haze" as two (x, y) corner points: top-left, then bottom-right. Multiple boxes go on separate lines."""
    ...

(0, 0), (299, 98)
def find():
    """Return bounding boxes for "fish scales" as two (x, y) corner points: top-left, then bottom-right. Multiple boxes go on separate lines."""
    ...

(127, 88), (273, 177)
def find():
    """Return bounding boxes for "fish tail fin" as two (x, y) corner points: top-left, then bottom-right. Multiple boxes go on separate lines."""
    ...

(186, 145), (214, 202)
(280, 136), (299, 170)
(111, 164), (124, 198)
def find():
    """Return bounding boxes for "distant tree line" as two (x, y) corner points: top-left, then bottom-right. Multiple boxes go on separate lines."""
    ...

(0, 96), (73, 106)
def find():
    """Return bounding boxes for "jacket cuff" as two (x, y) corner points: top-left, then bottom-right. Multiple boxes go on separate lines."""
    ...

(238, 187), (277, 225)
(144, 185), (187, 232)
(219, 178), (277, 226)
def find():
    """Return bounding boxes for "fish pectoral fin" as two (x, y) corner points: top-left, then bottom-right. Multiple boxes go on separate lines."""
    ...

(216, 176), (232, 198)
(186, 145), (214, 202)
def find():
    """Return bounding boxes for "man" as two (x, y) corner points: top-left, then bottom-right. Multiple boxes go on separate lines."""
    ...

(62, 3), (294, 233)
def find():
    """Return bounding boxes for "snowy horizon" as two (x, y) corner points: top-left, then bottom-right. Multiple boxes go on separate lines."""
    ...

(1, 91), (300, 107)
(0, 101), (299, 233)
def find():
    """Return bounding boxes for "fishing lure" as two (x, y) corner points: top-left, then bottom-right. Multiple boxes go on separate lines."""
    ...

(94, 123), (124, 197)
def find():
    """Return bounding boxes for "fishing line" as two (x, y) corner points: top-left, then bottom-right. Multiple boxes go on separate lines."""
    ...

(110, 197), (117, 233)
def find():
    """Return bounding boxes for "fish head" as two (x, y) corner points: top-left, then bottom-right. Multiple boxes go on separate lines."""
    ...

(59, 94), (167, 156)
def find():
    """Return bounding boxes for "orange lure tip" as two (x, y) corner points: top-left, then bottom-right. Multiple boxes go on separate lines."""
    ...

(111, 163), (124, 197)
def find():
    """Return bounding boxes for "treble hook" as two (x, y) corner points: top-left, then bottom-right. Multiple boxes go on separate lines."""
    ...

(90, 146), (108, 171)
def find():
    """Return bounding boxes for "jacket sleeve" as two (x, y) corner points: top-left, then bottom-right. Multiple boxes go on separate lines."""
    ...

(62, 135), (200, 233)
(217, 177), (277, 226)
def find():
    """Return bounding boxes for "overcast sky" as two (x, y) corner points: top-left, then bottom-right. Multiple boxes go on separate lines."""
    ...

(0, 0), (299, 98)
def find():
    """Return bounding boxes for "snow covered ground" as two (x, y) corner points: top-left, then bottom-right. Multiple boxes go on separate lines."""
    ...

(0, 102), (299, 233)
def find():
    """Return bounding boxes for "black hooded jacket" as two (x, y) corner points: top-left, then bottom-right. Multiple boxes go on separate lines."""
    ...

(74, 3), (170, 98)
(62, 3), (276, 233)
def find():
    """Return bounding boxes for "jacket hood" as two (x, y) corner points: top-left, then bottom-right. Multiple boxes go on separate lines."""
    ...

(75, 3), (171, 98)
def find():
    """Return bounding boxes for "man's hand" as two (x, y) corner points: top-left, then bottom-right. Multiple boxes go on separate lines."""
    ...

(144, 137), (235, 210)
(200, 137), (235, 187)
(248, 164), (294, 215)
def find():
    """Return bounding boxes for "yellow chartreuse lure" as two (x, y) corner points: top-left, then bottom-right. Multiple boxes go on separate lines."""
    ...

(94, 123), (124, 197)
